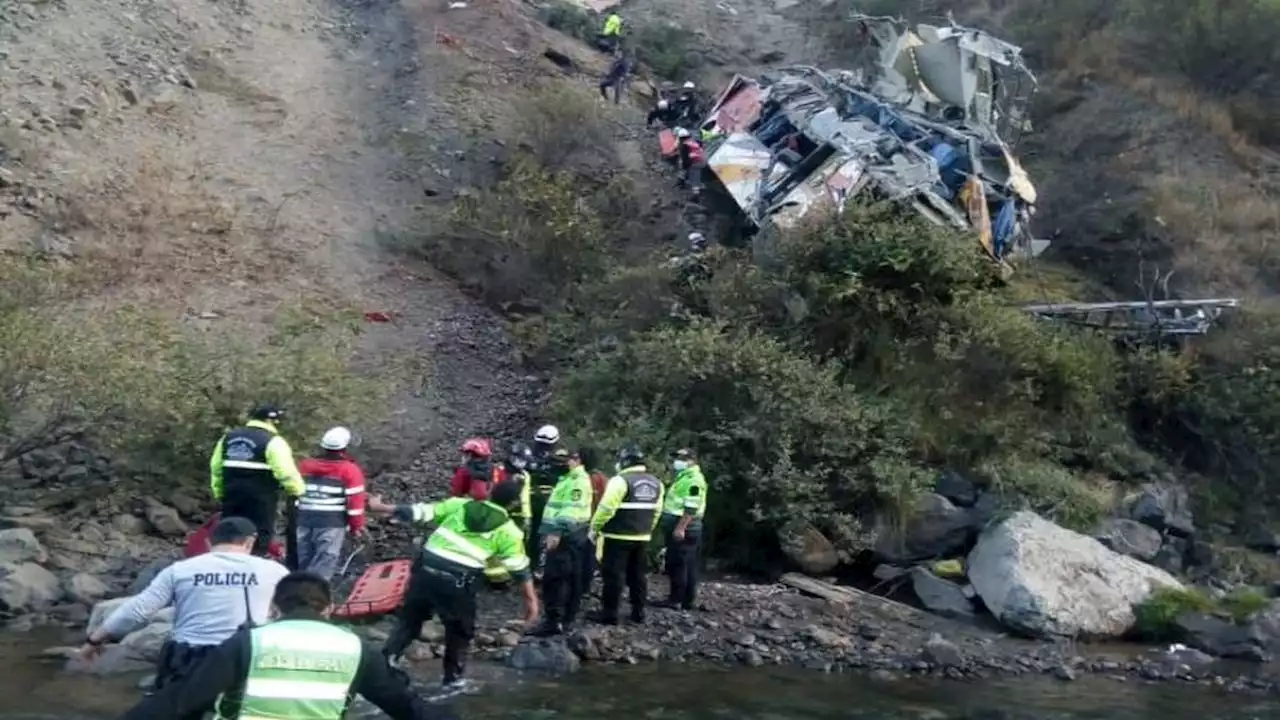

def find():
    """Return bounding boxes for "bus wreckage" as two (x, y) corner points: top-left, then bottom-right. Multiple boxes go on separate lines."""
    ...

(698, 15), (1044, 263)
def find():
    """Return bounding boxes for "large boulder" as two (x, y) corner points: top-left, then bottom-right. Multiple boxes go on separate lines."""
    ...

(64, 572), (110, 604)
(777, 521), (839, 576)
(874, 493), (993, 564)
(0, 562), (62, 612)
(120, 622), (172, 662)
(0, 528), (48, 565)
(1093, 518), (1163, 561)
(144, 501), (186, 537)
(967, 511), (1183, 638)
(1128, 482), (1195, 537)
(1173, 613), (1266, 661)
(507, 639), (581, 673)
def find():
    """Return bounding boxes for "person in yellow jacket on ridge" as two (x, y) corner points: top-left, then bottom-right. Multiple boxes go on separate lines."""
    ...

(209, 404), (305, 557)
(588, 444), (664, 625)
(597, 12), (623, 53)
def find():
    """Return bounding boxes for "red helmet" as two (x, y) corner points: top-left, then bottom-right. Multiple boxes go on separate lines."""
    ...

(461, 438), (492, 458)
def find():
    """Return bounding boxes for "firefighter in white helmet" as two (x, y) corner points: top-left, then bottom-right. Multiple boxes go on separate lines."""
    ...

(525, 424), (563, 577)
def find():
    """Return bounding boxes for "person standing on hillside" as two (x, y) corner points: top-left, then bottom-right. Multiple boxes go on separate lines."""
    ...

(531, 447), (594, 636)
(370, 481), (539, 689)
(82, 517), (290, 719)
(654, 448), (708, 611)
(598, 49), (633, 105)
(209, 405), (306, 557)
(588, 445), (664, 625)
(295, 426), (367, 583)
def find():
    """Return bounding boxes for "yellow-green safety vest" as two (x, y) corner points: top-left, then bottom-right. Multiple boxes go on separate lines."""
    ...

(541, 465), (593, 533)
(602, 14), (622, 37)
(216, 619), (361, 720)
(409, 498), (530, 577)
(662, 465), (708, 519)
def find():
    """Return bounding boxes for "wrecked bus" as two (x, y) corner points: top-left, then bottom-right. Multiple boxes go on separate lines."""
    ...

(697, 15), (1044, 264)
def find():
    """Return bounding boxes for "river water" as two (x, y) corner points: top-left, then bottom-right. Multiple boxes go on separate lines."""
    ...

(5, 630), (1279, 720)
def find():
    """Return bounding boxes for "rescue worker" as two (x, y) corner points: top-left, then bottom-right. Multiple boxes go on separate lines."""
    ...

(646, 98), (680, 128)
(209, 405), (306, 557)
(597, 12), (622, 53)
(588, 445), (664, 625)
(82, 517), (289, 719)
(676, 128), (706, 192)
(531, 447), (594, 636)
(116, 571), (445, 720)
(673, 81), (700, 125)
(500, 441), (534, 535)
(370, 480), (539, 689)
(654, 448), (709, 611)
(295, 426), (367, 583)
(598, 50), (632, 105)
(576, 446), (609, 595)
(526, 424), (563, 575)
(449, 437), (497, 501)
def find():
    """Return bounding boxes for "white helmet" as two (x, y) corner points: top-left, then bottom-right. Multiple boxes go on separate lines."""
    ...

(682, 81), (695, 90)
(657, 99), (669, 110)
(320, 426), (352, 451)
(534, 424), (561, 445)
(676, 127), (691, 138)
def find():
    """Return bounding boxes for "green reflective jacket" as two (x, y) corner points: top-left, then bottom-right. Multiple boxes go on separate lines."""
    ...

(662, 464), (708, 519)
(216, 619), (361, 720)
(540, 465), (593, 535)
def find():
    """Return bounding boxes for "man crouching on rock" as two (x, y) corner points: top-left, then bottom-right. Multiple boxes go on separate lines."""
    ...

(369, 479), (540, 690)
(81, 517), (290, 720)
(114, 571), (451, 720)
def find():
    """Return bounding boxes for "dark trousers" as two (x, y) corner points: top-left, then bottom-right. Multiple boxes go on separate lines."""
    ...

(600, 538), (648, 622)
(541, 534), (585, 624)
(383, 562), (477, 683)
(598, 76), (625, 104)
(581, 540), (598, 596)
(219, 496), (276, 557)
(665, 531), (700, 609)
(155, 641), (217, 720)
(525, 493), (550, 574)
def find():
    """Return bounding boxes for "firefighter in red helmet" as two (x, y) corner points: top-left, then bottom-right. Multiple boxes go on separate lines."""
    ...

(450, 438), (499, 501)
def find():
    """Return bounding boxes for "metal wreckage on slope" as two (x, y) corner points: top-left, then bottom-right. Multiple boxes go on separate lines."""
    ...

(694, 14), (1238, 338)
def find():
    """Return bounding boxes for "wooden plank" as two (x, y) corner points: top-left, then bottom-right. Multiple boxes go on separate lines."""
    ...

(779, 572), (932, 625)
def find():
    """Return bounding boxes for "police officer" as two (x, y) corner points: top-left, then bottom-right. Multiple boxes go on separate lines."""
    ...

(116, 572), (445, 720)
(655, 448), (709, 611)
(370, 480), (539, 689)
(588, 445), (664, 625)
(531, 447), (594, 636)
(210, 405), (305, 557)
(82, 517), (289, 719)
(502, 441), (534, 535)
(526, 424), (562, 576)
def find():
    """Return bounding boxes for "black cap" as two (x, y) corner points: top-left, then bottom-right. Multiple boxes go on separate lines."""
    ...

(211, 516), (258, 544)
(674, 448), (695, 460)
(249, 404), (283, 421)
(617, 444), (644, 466)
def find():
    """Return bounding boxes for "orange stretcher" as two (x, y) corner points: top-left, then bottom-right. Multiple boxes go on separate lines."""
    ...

(331, 559), (414, 620)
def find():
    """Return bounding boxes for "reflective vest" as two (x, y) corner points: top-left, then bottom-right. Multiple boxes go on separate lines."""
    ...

(602, 467), (662, 539)
(220, 424), (276, 499)
(501, 467), (533, 522)
(216, 619), (361, 720)
(602, 13), (622, 37)
(542, 466), (593, 532)
(662, 465), (708, 519)
(415, 499), (530, 578)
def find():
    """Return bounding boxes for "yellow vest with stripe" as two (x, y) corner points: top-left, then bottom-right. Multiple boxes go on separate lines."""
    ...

(600, 466), (663, 541)
(216, 619), (361, 720)
(541, 465), (593, 533)
(411, 498), (530, 578)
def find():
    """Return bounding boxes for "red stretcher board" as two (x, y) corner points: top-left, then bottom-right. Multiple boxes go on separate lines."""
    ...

(184, 513), (285, 562)
(331, 559), (413, 620)
(658, 129), (678, 159)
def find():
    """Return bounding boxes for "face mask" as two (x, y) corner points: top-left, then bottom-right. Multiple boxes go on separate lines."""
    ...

(673, 460), (689, 472)
(512, 458), (528, 470)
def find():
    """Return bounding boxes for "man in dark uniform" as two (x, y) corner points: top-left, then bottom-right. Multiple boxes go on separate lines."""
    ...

(209, 405), (306, 557)
(588, 445), (664, 625)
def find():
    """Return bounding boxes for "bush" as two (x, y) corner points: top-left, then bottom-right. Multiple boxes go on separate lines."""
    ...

(0, 259), (382, 491)
(1133, 586), (1216, 640)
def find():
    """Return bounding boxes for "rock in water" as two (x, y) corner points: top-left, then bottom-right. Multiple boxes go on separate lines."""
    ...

(777, 521), (839, 575)
(0, 563), (62, 612)
(507, 639), (580, 673)
(967, 511), (1183, 638)
(1092, 518), (1163, 561)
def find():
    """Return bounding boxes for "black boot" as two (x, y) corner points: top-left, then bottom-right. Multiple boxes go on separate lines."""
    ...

(587, 611), (618, 625)
(530, 620), (564, 637)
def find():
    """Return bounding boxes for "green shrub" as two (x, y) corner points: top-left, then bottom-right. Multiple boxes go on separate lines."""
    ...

(1133, 586), (1216, 640)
